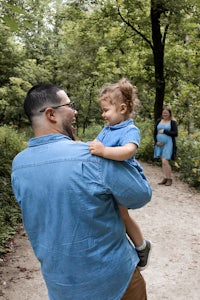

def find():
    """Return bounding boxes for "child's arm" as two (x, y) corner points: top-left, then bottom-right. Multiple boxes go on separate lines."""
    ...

(89, 139), (137, 161)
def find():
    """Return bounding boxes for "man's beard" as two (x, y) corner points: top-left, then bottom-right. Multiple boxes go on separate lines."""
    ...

(62, 122), (75, 141)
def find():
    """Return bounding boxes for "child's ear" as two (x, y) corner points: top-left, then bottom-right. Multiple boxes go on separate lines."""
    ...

(120, 103), (127, 114)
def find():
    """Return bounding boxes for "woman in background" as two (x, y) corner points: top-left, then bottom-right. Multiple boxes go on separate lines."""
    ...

(154, 108), (178, 186)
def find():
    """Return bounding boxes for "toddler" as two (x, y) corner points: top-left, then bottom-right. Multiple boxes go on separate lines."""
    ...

(89, 78), (151, 270)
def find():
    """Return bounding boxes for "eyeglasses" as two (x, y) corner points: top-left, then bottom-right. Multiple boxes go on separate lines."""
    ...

(39, 102), (75, 113)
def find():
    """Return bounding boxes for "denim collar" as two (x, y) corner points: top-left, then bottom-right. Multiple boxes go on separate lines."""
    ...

(28, 134), (71, 147)
(105, 119), (133, 130)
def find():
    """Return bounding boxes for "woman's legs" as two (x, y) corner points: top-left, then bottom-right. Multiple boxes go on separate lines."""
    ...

(160, 157), (172, 185)
(161, 158), (171, 179)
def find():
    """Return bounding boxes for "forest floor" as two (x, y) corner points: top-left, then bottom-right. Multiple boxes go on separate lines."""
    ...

(0, 162), (200, 300)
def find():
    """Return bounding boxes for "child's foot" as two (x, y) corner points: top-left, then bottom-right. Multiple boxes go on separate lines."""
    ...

(136, 240), (151, 271)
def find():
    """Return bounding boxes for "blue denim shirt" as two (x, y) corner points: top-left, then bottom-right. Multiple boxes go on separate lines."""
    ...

(97, 119), (147, 178)
(12, 134), (152, 300)
(96, 119), (140, 150)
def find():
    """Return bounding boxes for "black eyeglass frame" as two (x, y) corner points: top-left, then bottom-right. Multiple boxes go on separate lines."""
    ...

(39, 102), (75, 113)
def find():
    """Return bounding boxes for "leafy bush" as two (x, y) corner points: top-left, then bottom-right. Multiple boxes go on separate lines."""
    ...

(0, 126), (26, 255)
(135, 119), (155, 162)
(175, 129), (200, 188)
(77, 124), (103, 142)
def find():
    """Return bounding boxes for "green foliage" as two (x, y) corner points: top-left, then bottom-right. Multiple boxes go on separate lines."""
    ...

(175, 129), (200, 188)
(0, 78), (31, 127)
(0, 61), (54, 126)
(1, 0), (200, 132)
(0, 126), (26, 175)
(0, 181), (20, 255)
(0, 126), (26, 255)
(0, 24), (23, 87)
(76, 124), (104, 142)
(1, 2), (33, 31)
(135, 119), (155, 162)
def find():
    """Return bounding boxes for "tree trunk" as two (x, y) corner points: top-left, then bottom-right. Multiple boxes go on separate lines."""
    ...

(151, 1), (165, 123)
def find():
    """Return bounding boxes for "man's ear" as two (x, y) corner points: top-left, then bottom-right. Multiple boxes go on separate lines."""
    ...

(45, 108), (57, 123)
(120, 103), (127, 114)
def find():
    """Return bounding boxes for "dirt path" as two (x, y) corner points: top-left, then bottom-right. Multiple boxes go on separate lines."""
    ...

(0, 162), (200, 300)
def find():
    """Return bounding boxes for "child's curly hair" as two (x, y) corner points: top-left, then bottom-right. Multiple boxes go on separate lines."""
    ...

(99, 78), (139, 114)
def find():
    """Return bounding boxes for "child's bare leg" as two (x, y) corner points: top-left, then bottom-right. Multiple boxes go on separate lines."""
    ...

(119, 205), (151, 271)
(119, 205), (144, 247)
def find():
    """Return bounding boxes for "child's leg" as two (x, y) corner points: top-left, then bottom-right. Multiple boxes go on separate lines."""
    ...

(119, 205), (144, 247)
(119, 205), (151, 271)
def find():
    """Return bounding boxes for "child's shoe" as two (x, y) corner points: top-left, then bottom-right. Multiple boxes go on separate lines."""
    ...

(136, 240), (152, 271)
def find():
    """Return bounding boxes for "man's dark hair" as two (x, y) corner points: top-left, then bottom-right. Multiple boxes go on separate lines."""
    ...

(24, 83), (62, 122)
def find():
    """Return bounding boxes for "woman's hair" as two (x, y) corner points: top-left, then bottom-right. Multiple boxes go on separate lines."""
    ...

(99, 78), (139, 113)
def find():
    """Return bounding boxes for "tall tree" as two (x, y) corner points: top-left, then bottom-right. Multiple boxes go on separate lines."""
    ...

(115, 0), (196, 122)
(0, 0), (199, 130)
(83, 0), (199, 122)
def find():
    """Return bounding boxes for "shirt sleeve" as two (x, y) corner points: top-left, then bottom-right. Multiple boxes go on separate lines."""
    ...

(120, 125), (140, 147)
(102, 158), (152, 209)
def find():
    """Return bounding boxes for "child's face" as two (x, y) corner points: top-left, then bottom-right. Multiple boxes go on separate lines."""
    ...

(100, 100), (126, 126)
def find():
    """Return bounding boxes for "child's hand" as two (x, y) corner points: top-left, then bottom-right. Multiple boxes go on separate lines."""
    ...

(89, 140), (105, 157)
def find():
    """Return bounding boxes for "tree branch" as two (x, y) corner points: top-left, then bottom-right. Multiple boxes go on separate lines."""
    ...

(117, 5), (153, 51)
(162, 12), (172, 47)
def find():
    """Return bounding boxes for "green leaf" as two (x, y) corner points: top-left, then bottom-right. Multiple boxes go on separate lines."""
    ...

(22, 20), (34, 29)
(3, 3), (27, 15)
(3, 17), (19, 31)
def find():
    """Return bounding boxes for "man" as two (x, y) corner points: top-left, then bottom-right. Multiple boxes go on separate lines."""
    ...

(11, 83), (152, 300)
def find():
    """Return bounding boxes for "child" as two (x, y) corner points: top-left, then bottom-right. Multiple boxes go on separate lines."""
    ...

(89, 78), (151, 270)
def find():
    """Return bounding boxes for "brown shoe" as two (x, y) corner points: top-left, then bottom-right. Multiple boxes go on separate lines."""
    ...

(165, 179), (172, 186)
(158, 178), (167, 185)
